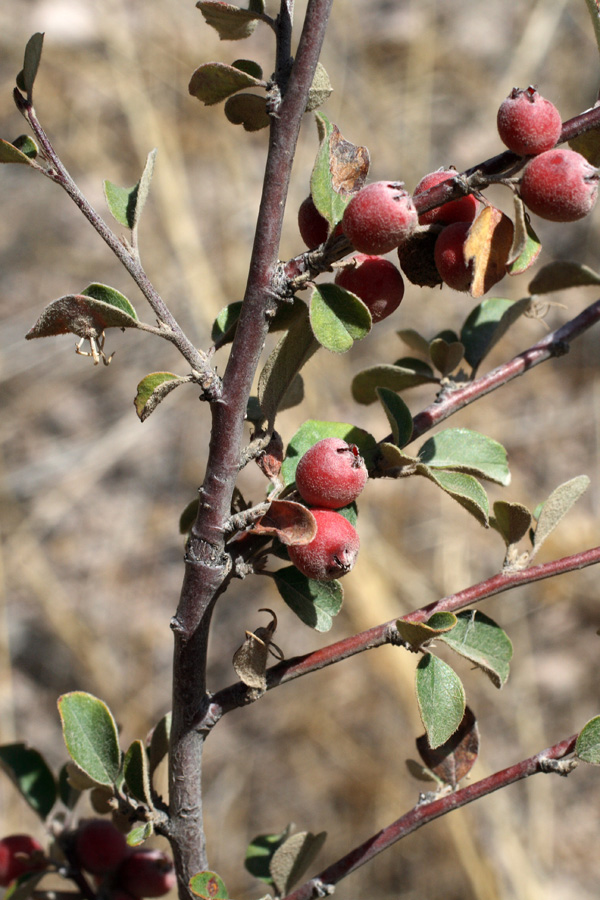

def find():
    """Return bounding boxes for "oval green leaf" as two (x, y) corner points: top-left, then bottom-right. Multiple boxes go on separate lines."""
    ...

(245, 828), (292, 884)
(419, 468), (489, 526)
(439, 610), (513, 688)
(460, 296), (532, 370)
(309, 283), (371, 353)
(81, 283), (138, 320)
(270, 831), (327, 896)
(352, 361), (438, 405)
(376, 387), (413, 447)
(416, 653), (466, 749)
(0, 743), (56, 819)
(531, 475), (590, 558)
(528, 261), (600, 295)
(190, 872), (228, 899)
(134, 372), (189, 422)
(189, 62), (264, 105)
(196, 0), (264, 41)
(0, 138), (37, 165)
(57, 692), (121, 786)
(429, 338), (464, 376)
(576, 716), (600, 764)
(16, 33), (44, 96)
(273, 566), (343, 632)
(490, 501), (532, 546)
(418, 428), (510, 486)
(311, 114), (369, 225)
(224, 93), (269, 131)
(123, 739), (153, 806)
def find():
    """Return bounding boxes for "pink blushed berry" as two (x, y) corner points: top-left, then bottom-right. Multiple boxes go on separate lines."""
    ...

(342, 181), (418, 254)
(497, 86), (562, 156)
(334, 254), (405, 323)
(519, 148), (599, 222)
(413, 169), (479, 226)
(288, 509), (360, 581)
(295, 438), (368, 509)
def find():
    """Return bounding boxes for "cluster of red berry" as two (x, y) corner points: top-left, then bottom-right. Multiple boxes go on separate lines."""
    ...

(0, 822), (175, 899)
(298, 86), (598, 302)
(288, 438), (367, 581)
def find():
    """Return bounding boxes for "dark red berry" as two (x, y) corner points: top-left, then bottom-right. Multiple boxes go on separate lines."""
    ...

(519, 148), (599, 222)
(288, 509), (360, 581)
(497, 86), (562, 156)
(295, 438), (368, 509)
(335, 254), (405, 323)
(413, 169), (479, 226)
(342, 182), (418, 254)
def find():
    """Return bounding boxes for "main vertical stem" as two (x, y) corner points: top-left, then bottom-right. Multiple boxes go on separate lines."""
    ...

(167, 2), (334, 895)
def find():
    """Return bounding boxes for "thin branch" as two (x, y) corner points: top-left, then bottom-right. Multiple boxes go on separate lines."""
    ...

(13, 89), (220, 397)
(209, 545), (600, 717)
(583, 0), (600, 61)
(281, 734), (579, 900)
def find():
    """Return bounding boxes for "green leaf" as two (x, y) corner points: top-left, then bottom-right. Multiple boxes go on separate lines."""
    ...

(397, 328), (431, 356)
(396, 612), (458, 651)
(420, 468), (489, 526)
(189, 62), (264, 105)
(224, 94), (270, 131)
(273, 566), (343, 632)
(439, 610), (513, 688)
(103, 149), (156, 231)
(81, 283), (138, 320)
(429, 338), (464, 376)
(134, 372), (190, 422)
(460, 297), (532, 370)
(416, 654), (466, 749)
(148, 712), (171, 778)
(490, 501), (532, 546)
(374, 442), (420, 477)
(57, 692), (121, 786)
(576, 716), (600, 764)
(310, 114), (369, 226)
(196, 0), (265, 40)
(376, 388), (413, 447)
(506, 196), (542, 275)
(531, 475), (590, 558)
(309, 283), (371, 353)
(258, 303), (318, 428)
(16, 33), (44, 96)
(0, 137), (39, 165)
(270, 831), (327, 896)
(0, 744), (56, 819)
(232, 58), (263, 79)
(211, 300), (243, 344)
(123, 740), (153, 806)
(352, 360), (438, 405)
(245, 828), (292, 884)
(190, 871), (228, 899)
(281, 419), (377, 487)
(418, 428), (510, 486)
(127, 823), (154, 846)
(26, 293), (138, 341)
(528, 261), (600, 294)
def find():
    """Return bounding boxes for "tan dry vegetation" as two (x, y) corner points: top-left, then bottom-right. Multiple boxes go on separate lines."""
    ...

(1, 1), (600, 899)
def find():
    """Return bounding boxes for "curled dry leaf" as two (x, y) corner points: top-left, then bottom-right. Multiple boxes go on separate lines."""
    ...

(416, 706), (479, 789)
(252, 500), (317, 546)
(232, 609), (282, 690)
(464, 206), (515, 297)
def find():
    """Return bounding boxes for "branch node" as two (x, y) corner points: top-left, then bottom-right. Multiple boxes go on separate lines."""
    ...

(539, 756), (578, 776)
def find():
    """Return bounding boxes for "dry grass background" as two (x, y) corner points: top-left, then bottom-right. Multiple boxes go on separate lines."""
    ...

(1, 0), (600, 898)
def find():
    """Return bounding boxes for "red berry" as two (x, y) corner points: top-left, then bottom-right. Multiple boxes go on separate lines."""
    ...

(497, 86), (562, 156)
(298, 196), (342, 249)
(295, 438), (368, 509)
(334, 254), (404, 323)
(433, 221), (474, 292)
(288, 509), (360, 581)
(342, 182), (418, 254)
(0, 834), (45, 886)
(413, 170), (479, 226)
(519, 148), (599, 222)
(75, 820), (130, 876)
(116, 850), (176, 898)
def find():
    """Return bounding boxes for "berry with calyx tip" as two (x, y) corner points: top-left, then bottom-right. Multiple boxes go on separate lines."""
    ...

(295, 438), (368, 509)
(519, 148), (599, 222)
(414, 169), (479, 226)
(434, 221), (474, 292)
(342, 182), (418, 254)
(288, 509), (360, 581)
(497, 86), (562, 156)
(0, 834), (45, 886)
(334, 254), (405, 323)
(116, 849), (176, 898)
(75, 819), (130, 876)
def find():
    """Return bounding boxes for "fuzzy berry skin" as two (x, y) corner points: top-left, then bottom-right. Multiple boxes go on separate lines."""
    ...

(342, 182), (418, 254)
(75, 820), (130, 876)
(519, 148), (599, 222)
(116, 850), (176, 898)
(298, 195), (329, 248)
(288, 509), (360, 581)
(334, 254), (405, 323)
(434, 221), (474, 292)
(497, 86), (562, 156)
(295, 438), (368, 509)
(413, 170), (479, 226)
(0, 834), (44, 886)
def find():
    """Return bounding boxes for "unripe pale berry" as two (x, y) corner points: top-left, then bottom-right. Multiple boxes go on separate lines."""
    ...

(433, 221), (474, 292)
(295, 438), (368, 509)
(497, 86), (562, 156)
(519, 148), (599, 222)
(116, 849), (176, 898)
(0, 834), (45, 886)
(75, 819), (130, 876)
(342, 182), (418, 254)
(334, 254), (405, 323)
(413, 170), (479, 226)
(288, 509), (360, 581)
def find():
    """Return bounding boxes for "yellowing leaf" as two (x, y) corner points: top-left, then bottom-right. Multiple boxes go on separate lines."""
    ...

(464, 206), (514, 298)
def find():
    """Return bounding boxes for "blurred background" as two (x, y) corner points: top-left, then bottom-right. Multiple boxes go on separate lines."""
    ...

(1, 0), (600, 898)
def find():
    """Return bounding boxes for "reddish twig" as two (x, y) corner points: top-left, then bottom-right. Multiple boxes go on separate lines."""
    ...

(281, 734), (579, 900)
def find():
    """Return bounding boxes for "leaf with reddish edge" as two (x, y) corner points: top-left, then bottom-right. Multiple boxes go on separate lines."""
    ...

(25, 294), (138, 341)
(252, 500), (317, 546)
(189, 871), (228, 899)
(189, 62), (265, 106)
(311, 114), (370, 227)
(195, 0), (265, 41)
(464, 206), (514, 297)
(134, 372), (190, 422)
(506, 194), (542, 275)
(416, 706), (479, 789)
